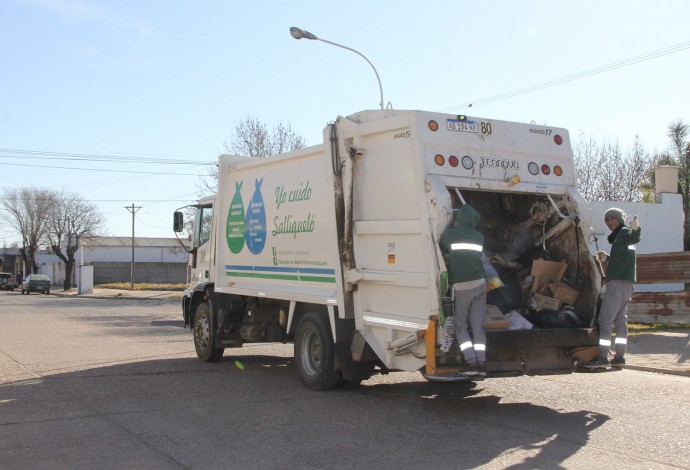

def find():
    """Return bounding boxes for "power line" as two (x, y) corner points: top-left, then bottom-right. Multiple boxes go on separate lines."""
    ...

(439, 40), (690, 113)
(0, 161), (204, 176)
(0, 148), (215, 165)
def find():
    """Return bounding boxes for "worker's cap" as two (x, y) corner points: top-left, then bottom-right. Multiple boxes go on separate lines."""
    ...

(604, 208), (626, 224)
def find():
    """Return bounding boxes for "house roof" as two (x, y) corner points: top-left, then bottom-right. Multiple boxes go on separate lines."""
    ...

(82, 236), (190, 248)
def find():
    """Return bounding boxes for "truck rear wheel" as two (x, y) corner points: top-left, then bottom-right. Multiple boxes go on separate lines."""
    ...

(194, 302), (224, 362)
(294, 312), (341, 391)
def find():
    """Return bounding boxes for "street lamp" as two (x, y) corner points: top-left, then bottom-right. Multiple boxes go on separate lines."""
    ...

(289, 27), (386, 110)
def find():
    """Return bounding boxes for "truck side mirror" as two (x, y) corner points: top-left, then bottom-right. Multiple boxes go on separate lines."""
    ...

(173, 211), (184, 233)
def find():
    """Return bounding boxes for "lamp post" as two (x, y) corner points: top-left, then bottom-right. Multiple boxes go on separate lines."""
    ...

(289, 27), (386, 111)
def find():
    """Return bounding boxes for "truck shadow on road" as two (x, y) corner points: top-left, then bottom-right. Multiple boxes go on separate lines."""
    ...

(2, 355), (610, 469)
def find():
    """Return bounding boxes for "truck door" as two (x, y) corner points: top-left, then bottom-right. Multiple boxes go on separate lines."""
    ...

(192, 203), (214, 283)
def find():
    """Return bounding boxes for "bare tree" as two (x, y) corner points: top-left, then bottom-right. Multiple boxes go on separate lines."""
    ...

(573, 133), (599, 202)
(45, 191), (105, 290)
(190, 117), (307, 235)
(620, 136), (652, 202)
(573, 135), (653, 202)
(1, 188), (52, 275)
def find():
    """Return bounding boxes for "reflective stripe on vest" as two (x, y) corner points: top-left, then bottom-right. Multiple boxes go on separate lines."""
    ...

(450, 243), (483, 252)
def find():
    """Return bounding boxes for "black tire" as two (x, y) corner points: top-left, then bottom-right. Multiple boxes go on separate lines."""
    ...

(193, 302), (224, 362)
(294, 312), (341, 391)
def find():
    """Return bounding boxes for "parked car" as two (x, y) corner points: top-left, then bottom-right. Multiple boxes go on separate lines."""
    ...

(0, 273), (16, 291)
(21, 274), (51, 295)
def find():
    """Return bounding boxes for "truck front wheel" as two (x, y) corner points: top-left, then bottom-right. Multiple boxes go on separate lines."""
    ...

(294, 312), (341, 391)
(193, 302), (224, 362)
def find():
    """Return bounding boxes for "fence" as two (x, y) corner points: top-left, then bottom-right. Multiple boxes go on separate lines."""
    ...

(629, 252), (690, 324)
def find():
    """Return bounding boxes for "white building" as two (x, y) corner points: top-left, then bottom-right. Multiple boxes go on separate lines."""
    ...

(80, 237), (189, 264)
(30, 237), (190, 286)
(80, 237), (190, 285)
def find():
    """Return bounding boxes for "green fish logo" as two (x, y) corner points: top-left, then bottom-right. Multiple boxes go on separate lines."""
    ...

(226, 181), (246, 254)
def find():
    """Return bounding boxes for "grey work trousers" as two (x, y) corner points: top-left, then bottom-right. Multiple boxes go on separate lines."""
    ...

(597, 279), (633, 360)
(453, 282), (487, 364)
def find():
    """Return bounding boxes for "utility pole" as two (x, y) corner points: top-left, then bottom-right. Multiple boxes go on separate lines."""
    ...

(125, 204), (142, 291)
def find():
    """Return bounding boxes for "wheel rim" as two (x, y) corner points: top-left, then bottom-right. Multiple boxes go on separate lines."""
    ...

(300, 325), (322, 376)
(194, 313), (210, 352)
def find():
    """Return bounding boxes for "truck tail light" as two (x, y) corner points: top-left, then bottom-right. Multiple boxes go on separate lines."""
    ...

(434, 154), (445, 166)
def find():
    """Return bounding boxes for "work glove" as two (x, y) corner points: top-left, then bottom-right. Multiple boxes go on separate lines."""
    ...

(629, 215), (639, 231)
(595, 251), (608, 262)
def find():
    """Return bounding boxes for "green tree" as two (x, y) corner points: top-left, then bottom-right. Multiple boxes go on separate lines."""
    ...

(665, 120), (690, 248)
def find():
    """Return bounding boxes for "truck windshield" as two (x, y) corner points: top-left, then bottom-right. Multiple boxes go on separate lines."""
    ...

(195, 205), (213, 247)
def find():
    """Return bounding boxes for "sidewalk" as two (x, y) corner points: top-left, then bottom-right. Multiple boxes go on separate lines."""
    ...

(53, 288), (689, 377)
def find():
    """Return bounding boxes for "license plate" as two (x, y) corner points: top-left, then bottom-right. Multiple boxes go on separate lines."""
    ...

(447, 119), (478, 133)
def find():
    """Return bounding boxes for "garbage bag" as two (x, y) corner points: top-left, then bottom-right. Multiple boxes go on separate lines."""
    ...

(482, 254), (504, 292)
(505, 310), (533, 330)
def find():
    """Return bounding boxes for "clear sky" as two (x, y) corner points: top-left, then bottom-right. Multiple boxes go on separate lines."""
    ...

(2, 0), (689, 245)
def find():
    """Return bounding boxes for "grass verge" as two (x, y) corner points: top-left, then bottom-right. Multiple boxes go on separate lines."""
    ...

(96, 283), (187, 291)
(628, 322), (690, 333)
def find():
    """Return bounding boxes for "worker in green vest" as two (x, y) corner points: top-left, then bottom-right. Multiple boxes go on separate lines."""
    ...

(583, 208), (641, 369)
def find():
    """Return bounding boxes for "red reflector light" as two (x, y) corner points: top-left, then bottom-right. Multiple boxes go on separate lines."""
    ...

(554, 135), (563, 145)
(448, 155), (459, 167)
(434, 154), (445, 166)
(541, 164), (551, 175)
(554, 165), (563, 176)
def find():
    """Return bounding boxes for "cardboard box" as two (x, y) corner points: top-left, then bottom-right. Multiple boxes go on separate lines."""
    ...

(530, 259), (567, 293)
(484, 305), (509, 330)
(533, 293), (562, 311)
(547, 280), (579, 305)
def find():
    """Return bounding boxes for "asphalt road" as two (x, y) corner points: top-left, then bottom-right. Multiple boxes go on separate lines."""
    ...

(1, 293), (689, 469)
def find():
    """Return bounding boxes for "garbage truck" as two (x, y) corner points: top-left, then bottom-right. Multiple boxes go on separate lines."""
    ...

(174, 108), (601, 390)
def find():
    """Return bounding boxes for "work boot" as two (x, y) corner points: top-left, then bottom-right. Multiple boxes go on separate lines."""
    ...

(582, 357), (609, 369)
(457, 361), (479, 377)
(609, 356), (626, 368)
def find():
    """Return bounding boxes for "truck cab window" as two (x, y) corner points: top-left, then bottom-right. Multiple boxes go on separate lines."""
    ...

(195, 205), (213, 247)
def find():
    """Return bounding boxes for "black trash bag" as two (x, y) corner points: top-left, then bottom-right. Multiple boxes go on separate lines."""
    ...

(526, 308), (587, 329)
(486, 268), (523, 311)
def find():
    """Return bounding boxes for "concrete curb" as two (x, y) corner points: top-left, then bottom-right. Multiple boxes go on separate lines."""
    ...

(623, 365), (690, 378)
(51, 292), (181, 302)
